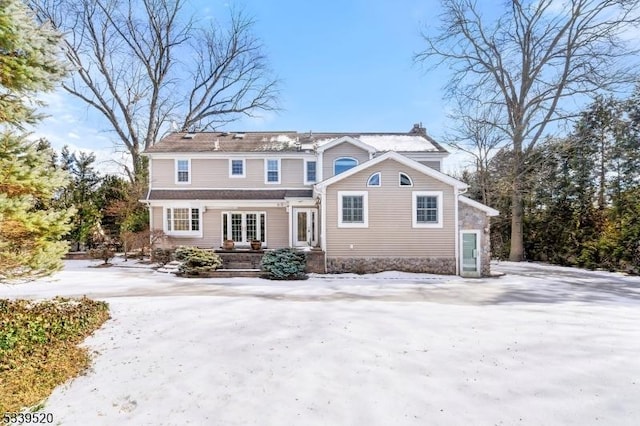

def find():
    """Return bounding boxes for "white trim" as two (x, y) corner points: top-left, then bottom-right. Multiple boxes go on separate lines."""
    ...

(292, 208), (318, 247)
(337, 191), (368, 228)
(333, 157), (359, 175)
(412, 191), (444, 228)
(317, 151), (467, 190)
(150, 187), (312, 191)
(399, 172), (413, 187)
(228, 158), (246, 178)
(145, 152), (316, 160)
(460, 230), (482, 277)
(304, 159), (318, 185)
(264, 158), (281, 184)
(459, 195), (500, 216)
(174, 159), (191, 184)
(163, 206), (203, 237)
(367, 171), (381, 187)
(320, 187), (327, 252)
(316, 136), (377, 154)
(148, 200), (289, 209)
(454, 188), (460, 275)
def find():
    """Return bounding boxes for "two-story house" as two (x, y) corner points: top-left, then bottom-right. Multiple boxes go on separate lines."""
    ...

(141, 124), (499, 276)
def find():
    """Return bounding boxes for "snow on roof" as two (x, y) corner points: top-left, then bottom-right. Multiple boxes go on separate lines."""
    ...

(313, 134), (439, 152)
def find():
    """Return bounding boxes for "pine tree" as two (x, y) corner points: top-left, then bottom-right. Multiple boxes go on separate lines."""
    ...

(0, 0), (71, 280)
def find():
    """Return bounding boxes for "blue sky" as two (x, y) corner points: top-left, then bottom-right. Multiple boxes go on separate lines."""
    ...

(31, 0), (470, 174)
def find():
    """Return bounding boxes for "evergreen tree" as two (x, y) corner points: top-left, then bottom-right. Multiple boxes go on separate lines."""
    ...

(0, 0), (71, 280)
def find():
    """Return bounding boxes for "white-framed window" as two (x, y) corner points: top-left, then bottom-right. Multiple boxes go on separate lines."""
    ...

(399, 172), (413, 187)
(229, 159), (246, 178)
(265, 158), (281, 184)
(175, 159), (191, 184)
(305, 160), (317, 184)
(367, 171), (381, 187)
(338, 191), (368, 228)
(165, 207), (202, 236)
(222, 212), (267, 244)
(334, 157), (358, 175)
(412, 191), (443, 228)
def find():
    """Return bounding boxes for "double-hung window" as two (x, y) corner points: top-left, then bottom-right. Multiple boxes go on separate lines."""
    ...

(338, 191), (368, 228)
(175, 159), (190, 184)
(412, 191), (443, 228)
(165, 207), (201, 235)
(305, 160), (317, 184)
(265, 159), (280, 184)
(229, 159), (245, 178)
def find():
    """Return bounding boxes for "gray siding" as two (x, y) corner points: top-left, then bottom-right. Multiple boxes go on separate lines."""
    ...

(321, 142), (371, 180)
(325, 159), (456, 258)
(418, 160), (441, 171)
(151, 158), (308, 189)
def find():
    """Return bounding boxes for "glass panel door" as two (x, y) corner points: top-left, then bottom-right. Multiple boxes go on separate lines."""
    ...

(297, 211), (308, 243)
(462, 233), (478, 272)
(293, 208), (318, 247)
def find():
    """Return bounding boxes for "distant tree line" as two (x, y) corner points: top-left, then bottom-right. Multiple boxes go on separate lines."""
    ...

(462, 88), (640, 273)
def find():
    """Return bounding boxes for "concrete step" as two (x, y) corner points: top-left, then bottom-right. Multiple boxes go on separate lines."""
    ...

(183, 269), (263, 278)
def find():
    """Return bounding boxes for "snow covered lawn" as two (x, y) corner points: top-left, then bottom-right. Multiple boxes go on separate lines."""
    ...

(2, 259), (639, 425)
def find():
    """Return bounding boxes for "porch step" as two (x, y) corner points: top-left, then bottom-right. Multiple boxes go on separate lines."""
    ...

(225, 262), (255, 270)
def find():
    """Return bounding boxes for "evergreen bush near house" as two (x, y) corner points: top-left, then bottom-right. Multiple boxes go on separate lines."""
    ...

(175, 246), (222, 275)
(260, 248), (308, 280)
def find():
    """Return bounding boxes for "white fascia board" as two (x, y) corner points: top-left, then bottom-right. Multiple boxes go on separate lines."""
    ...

(316, 151), (468, 190)
(146, 200), (289, 209)
(459, 195), (500, 216)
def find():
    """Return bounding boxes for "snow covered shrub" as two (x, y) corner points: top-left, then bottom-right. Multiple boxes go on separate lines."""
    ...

(260, 248), (307, 280)
(88, 245), (115, 265)
(174, 246), (222, 275)
(151, 248), (173, 265)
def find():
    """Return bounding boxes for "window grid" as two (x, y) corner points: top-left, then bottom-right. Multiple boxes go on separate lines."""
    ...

(306, 161), (317, 183)
(267, 159), (279, 183)
(231, 159), (244, 176)
(177, 160), (189, 182)
(416, 196), (438, 223)
(342, 196), (364, 223)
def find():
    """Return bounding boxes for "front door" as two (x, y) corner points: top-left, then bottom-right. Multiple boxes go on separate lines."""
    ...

(460, 231), (481, 277)
(293, 208), (317, 247)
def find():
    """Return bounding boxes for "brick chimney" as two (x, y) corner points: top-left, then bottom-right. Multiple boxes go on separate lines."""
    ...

(409, 123), (427, 136)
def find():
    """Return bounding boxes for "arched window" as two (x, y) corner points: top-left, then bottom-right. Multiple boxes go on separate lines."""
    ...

(367, 172), (381, 187)
(334, 157), (358, 175)
(399, 172), (413, 186)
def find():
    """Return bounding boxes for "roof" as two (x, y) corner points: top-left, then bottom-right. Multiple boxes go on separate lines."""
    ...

(145, 189), (313, 201)
(143, 125), (447, 154)
(315, 151), (468, 190)
(459, 195), (500, 216)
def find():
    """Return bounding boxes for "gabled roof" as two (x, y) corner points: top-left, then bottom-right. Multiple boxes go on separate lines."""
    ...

(459, 195), (500, 216)
(315, 136), (376, 154)
(143, 125), (448, 154)
(315, 151), (468, 190)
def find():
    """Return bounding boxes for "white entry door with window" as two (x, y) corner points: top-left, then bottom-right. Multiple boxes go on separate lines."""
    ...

(460, 230), (481, 277)
(293, 208), (318, 247)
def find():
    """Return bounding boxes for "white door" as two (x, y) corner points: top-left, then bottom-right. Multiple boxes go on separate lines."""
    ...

(293, 208), (317, 247)
(460, 230), (481, 277)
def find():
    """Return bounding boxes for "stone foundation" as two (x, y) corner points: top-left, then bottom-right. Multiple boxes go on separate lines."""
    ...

(326, 257), (456, 275)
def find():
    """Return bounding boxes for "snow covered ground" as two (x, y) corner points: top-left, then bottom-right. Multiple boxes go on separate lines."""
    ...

(2, 259), (640, 425)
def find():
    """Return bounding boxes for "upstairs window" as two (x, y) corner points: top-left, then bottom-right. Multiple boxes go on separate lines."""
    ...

(265, 159), (280, 184)
(229, 159), (245, 178)
(305, 160), (317, 184)
(367, 172), (381, 187)
(334, 157), (358, 175)
(176, 159), (190, 183)
(399, 172), (413, 186)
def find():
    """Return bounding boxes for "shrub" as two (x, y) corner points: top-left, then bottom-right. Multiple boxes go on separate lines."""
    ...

(0, 297), (110, 412)
(151, 248), (173, 265)
(87, 245), (115, 264)
(260, 248), (308, 280)
(175, 246), (222, 275)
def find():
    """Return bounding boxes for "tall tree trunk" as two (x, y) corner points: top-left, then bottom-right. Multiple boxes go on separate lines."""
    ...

(510, 135), (525, 261)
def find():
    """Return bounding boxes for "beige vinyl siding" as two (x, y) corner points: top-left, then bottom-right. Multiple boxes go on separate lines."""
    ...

(151, 158), (307, 188)
(325, 159), (456, 257)
(322, 142), (371, 180)
(152, 206), (289, 249)
(418, 160), (441, 171)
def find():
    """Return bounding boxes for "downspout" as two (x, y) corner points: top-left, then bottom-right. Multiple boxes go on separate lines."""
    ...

(319, 184), (327, 273)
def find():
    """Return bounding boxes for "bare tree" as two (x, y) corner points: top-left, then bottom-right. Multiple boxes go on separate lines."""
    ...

(444, 96), (506, 205)
(31, 0), (278, 182)
(415, 0), (640, 261)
